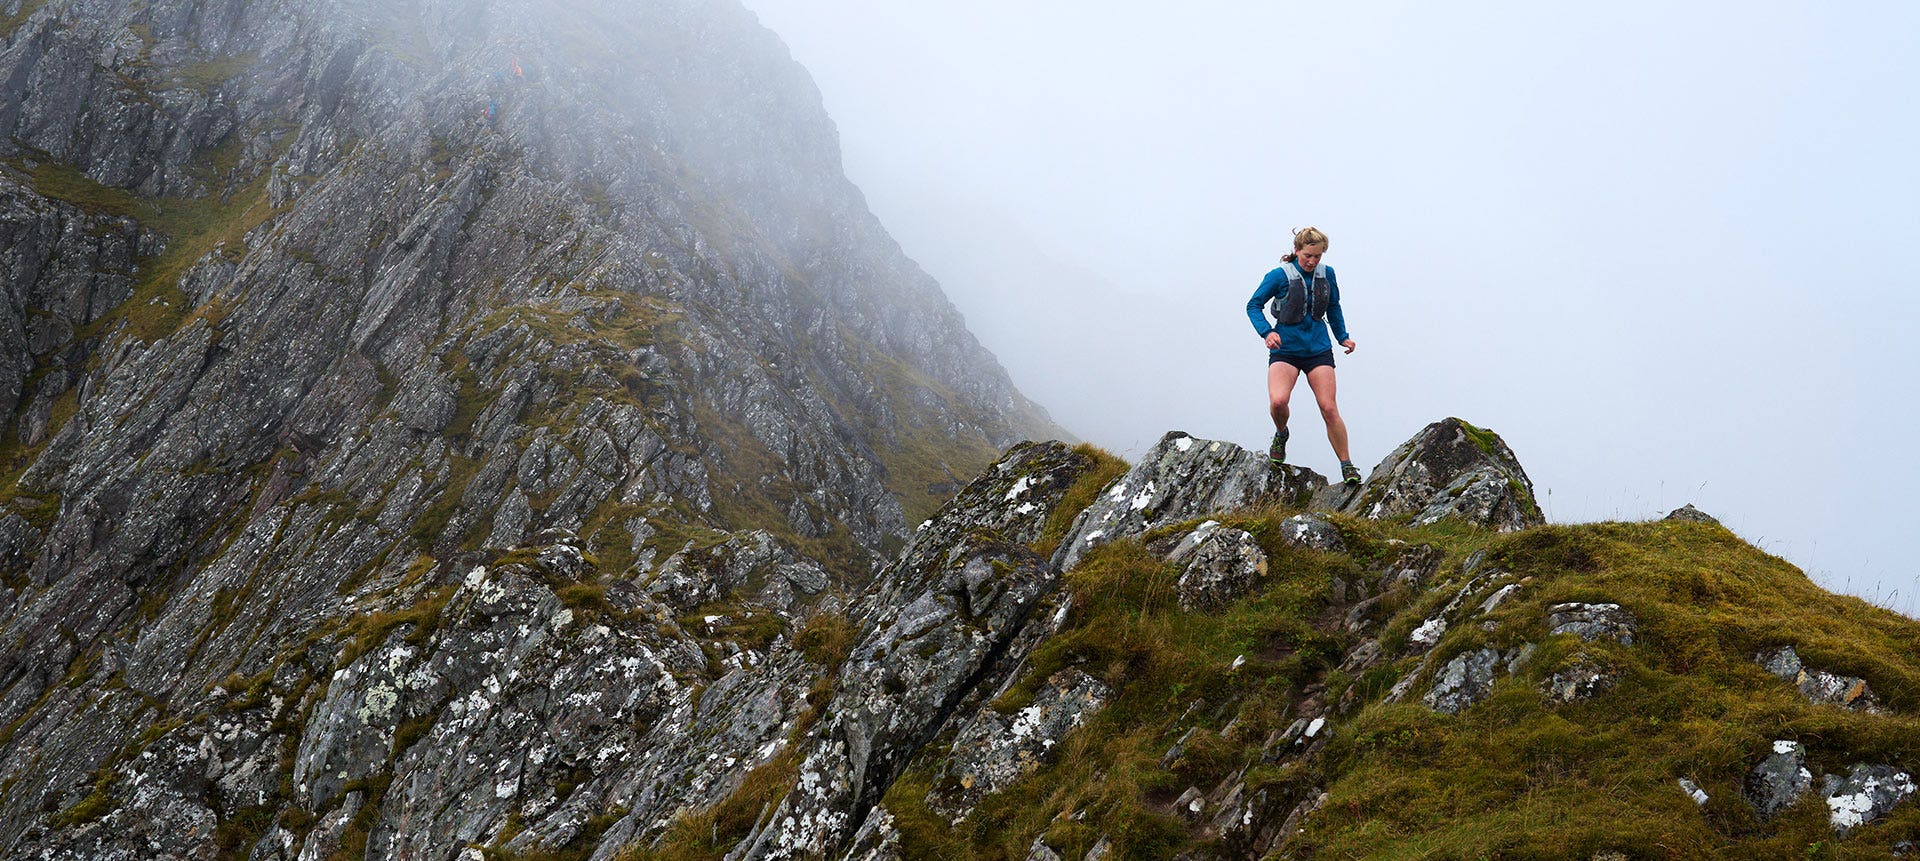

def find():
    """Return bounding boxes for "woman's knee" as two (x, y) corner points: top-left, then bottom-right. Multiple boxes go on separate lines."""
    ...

(1317, 399), (1340, 419)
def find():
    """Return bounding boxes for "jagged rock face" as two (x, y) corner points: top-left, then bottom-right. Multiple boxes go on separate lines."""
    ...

(1336, 418), (1543, 531)
(1053, 431), (1324, 571)
(1546, 602), (1637, 646)
(0, 0), (1060, 856)
(740, 441), (1096, 859)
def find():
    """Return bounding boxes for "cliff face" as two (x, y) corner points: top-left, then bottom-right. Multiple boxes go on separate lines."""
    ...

(0, 0), (1062, 855)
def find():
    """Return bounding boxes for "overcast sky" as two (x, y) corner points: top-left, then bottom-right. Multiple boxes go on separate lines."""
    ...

(739, 1), (1919, 616)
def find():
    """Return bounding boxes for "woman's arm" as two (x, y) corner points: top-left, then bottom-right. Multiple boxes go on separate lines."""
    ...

(1246, 269), (1282, 337)
(1327, 275), (1355, 352)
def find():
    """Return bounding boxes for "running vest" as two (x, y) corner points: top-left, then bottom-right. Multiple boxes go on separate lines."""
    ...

(1269, 262), (1331, 326)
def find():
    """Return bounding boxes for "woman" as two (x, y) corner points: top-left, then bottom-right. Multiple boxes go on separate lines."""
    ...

(1243, 226), (1361, 485)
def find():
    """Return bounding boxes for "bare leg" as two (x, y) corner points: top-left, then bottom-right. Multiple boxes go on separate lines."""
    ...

(1267, 361), (1301, 431)
(1304, 365), (1350, 462)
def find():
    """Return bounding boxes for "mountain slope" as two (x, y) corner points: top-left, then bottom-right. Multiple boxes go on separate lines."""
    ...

(0, 0), (1059, 854)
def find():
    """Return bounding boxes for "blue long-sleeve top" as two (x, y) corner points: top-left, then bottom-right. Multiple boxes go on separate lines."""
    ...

(1245, 263), (1349, 357)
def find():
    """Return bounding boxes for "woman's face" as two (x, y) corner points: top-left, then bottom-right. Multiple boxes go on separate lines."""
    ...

(1295, 244), (1326, 270)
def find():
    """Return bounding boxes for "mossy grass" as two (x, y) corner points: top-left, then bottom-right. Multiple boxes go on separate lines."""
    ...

(1030, 443), (1129, 559)
(0, 0), (48, 38)
(854, 507), (1920, 859)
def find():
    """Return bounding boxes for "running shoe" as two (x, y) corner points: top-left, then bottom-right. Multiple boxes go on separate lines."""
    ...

(1269, 429), (1289, 465)
(1341, 461), (1362, 486)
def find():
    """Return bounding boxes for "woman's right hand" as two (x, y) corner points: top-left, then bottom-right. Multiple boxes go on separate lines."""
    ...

(1264, 332), (1284, 350)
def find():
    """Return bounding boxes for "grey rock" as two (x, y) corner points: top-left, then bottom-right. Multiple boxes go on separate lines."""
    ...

(1547, 602), (1637, 646)
(1053, 431), (1325, 571)
(840, 806), (903, 861)
(1678, 778), (1709, 806)
(1746, 740), (1815, 819)
(1164, 520), (1223, 565)
(1823, 765), (1915, 835)
(1755, 646), (1882, 712)
(1023, 837), (1065, 861)
(928, 669), (1111, 821)
(1664, 504), (1720, 525)
(1380, 544), (1442, 591)
(1542, 657), (1618, 704)
(1277, 513), (1344, 553)
(1176, 527), (1268, 612)
(1424, 648), (1505, 714)
(1333, 418), (1544, 532)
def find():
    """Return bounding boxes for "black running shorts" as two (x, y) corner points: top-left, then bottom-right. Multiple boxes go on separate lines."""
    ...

(1269, 350), (1335, 373)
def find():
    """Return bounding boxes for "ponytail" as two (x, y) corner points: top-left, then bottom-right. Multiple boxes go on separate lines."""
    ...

(1286, 226), (1329, 264)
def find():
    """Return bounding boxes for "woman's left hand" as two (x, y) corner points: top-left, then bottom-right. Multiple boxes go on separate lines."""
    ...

(1341, 339), (1357, 354)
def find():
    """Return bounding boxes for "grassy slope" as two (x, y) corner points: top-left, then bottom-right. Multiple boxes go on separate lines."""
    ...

(873, 511), (1920, 861)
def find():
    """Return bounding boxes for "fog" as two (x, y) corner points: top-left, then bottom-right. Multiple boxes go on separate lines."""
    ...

(741, 1), (1919, 616)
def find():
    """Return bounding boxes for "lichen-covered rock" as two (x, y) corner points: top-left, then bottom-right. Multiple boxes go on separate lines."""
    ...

(1176, 528), (1268, 612)
(841, 806), (904, 861)
(1334, 418), (1543, 531)
(1756, 646), (1882, 712)
(1546, 603), (1637, 646)
(1747, 740), (1815, 819)
(1823, 765), (1915, 835)
(1053, 432), (1324, 571)
(1277, 513), (1345, 553)
(1542, 656), (1618, 704)
(1380, 544), (1442, 591)
(1424, 648), (1511, 714)
(744, 535), (1056, 858)
(927, 669), (1110, 821)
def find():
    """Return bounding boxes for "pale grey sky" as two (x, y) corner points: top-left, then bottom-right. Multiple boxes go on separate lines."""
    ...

(741, 1), (1919, 615)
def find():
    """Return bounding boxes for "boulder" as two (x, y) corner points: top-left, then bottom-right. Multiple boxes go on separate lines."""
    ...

(1053, 432), (1325, 571)
(1333, 418), (1544, 532)
(1546, 603), (1637, 646)
(1756, 646), (1882, 712)
(1277, 513), (1345, 553)
(1176, 528), (1269, 612)
(1747, 740), (1815, 819)
(1824, 765), (1916, 836)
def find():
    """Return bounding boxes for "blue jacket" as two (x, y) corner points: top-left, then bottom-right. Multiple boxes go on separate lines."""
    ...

(1245, 263), (1349, 357)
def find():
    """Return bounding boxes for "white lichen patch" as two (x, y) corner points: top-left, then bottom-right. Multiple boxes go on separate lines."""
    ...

(1004, 475), (1033, 501)
(1130, 481), (1156, 511)
(1173, 436), (1193, 452)
(1410, 616), (1448, 646)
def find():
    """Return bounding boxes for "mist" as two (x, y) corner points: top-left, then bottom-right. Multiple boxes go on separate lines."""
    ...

(740, 1), (1920, 616)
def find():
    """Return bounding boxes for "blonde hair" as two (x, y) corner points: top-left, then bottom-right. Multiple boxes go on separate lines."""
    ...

(1282, 226), (1329, 263)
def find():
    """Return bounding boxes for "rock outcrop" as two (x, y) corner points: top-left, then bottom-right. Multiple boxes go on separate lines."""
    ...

(1334, 417), (1544, 531)
(1053, 431), (1323, 571)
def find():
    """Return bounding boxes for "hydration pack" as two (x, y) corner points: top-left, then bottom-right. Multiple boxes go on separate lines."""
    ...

(1269, 262), (1331, 326)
